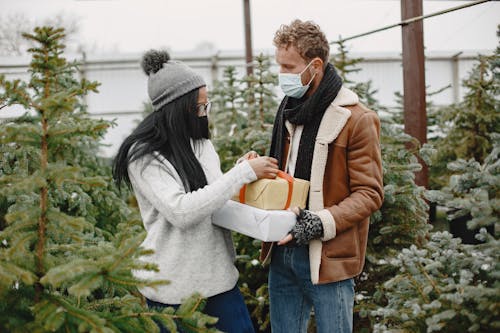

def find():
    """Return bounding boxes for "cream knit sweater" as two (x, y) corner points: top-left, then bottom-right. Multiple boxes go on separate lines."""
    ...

(128, 139), (256, 304)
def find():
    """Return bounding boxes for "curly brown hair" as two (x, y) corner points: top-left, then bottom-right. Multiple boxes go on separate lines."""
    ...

(273, 19), (330, 64)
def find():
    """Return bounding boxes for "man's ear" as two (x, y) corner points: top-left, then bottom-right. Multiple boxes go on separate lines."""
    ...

(311, 57), (324, 74)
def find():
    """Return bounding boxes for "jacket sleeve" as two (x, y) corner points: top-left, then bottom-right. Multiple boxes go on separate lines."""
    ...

(128, 155), (257, 231)
(325, 111), (384, 236)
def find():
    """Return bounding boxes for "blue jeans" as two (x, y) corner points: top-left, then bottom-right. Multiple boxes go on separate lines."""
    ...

(146, 285), (254, 333)
(269, 245), (355, 333)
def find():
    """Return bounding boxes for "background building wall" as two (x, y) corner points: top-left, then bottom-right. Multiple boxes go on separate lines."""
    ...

(0, 50), (483, 157)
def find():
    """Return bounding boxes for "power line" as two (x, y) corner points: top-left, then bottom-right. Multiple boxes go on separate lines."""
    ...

(331, 0), (493, 44)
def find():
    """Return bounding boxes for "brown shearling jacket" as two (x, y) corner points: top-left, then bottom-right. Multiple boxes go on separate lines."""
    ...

(260, 87), (384, 284)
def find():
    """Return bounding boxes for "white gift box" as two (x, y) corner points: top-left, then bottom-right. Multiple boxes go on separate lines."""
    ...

(212, 200), (297, 242)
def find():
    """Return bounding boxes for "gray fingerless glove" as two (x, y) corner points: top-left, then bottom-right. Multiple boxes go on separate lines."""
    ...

(291, 209), (324, 246)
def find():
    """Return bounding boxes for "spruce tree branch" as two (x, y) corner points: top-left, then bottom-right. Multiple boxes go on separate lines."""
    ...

(1, 80), (39, 110)
(181, 320), (211, 333)
(49, 123), (108, 137)
(85, 297), (141, 311)
(60, 179), (101, 187)
(118, 296), (209, 332)
(105, 275), (141, 287)
(239, 288), (260, 302)
(188, 296), (204, 317)
(417, 262), (442, 296)
(107, 236), (142, 272)
(49, 296), (105, 333)
(406, 273), (431, 303)
(0, 94), (39, 111)
(85, 299), (119, 311)
(113, 311), (182, 321)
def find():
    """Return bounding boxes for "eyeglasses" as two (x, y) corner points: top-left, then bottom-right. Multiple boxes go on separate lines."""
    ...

(196, 101), (211, 117)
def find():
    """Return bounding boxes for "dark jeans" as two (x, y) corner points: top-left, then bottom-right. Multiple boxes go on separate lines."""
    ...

(146, 285), (254, 333)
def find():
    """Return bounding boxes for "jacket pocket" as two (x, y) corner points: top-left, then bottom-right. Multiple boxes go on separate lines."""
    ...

(322, 226), (359, 260)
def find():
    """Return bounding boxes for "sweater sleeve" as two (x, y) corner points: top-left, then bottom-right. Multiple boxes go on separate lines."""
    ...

(128, 156), (257, 231)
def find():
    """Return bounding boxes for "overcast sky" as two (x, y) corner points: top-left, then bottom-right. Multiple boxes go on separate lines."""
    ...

(0, 0), (498, 55)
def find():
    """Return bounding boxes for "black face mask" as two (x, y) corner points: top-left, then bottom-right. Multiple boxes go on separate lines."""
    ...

(190, 115), (209, 140)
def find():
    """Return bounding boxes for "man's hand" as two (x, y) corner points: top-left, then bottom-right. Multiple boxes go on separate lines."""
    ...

(236, 151), (260, 164)
(278, 207), (324, 246)
(247, 156), (279, 179)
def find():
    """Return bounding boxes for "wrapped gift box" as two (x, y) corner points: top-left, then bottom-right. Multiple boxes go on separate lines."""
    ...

(212, 200), (296, 241)
(232, 171), (310, 210)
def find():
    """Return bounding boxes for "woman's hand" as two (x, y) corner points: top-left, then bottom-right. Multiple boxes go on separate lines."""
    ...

(247, 156), (279, 179)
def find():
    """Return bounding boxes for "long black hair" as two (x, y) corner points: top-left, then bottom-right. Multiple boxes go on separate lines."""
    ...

(112, 86), (209, 192)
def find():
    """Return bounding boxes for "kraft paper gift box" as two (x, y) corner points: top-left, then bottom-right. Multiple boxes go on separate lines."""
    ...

(212, 200), (297, 242)
(232, 171), (310, 210)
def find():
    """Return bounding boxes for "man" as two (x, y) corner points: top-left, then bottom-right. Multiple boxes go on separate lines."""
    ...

(261, 20), (384, 332)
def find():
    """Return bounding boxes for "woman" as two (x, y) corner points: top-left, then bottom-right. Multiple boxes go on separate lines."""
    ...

(112, 50), (278, 332)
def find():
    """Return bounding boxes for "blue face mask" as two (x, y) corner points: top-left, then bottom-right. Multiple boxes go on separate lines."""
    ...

(278, 61), (316, 99)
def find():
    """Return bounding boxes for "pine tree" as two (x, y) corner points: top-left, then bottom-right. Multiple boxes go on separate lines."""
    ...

(431, 45), (500, 187)
(234, 55), (278, 331)
(0, 27), (218, 333)
(239, 54), (278, 156)
(209, 54), (277, 332)
(428, 38), (500, 243)
(331, 40), (363, 85)
(330, 42), (434, 332)
(372, 230), (499, 332)
(370, 34), (499, 333)
(427, 133), (499, 239)
(211, 66), (247, 171)
(211, 54), (277, 172)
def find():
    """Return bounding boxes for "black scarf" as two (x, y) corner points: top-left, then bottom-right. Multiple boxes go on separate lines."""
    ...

(269, 63), (342, 181)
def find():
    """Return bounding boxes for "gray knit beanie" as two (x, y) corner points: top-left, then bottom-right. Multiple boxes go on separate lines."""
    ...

(141, 50), (206, 111)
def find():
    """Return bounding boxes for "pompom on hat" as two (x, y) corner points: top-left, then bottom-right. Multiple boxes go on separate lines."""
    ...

(141, 50), (206, 111)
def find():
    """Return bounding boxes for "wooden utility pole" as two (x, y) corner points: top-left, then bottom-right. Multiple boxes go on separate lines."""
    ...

(243, 0), (254, 76)
(401, 0), (427, 188)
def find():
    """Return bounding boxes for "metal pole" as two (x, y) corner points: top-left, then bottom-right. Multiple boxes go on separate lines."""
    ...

(401, 0), (428, 188)
(243, 0), (253, 76)
(452, 52), (463, 103)
(80, 50), (87, 107)
(210, 52), (219, 88)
